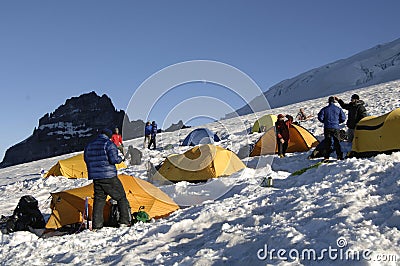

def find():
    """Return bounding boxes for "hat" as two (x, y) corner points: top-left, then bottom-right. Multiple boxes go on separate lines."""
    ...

(278, 114), (284, 118)
(328, 96), (335, 103)
(101, 128), (113, 138)
(351, 94), (359, 100)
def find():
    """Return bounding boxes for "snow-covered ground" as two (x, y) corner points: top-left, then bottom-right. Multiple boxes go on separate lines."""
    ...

(0, 80), (400, 265)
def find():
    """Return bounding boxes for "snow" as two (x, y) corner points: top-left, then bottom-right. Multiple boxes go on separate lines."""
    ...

(1, 80), (400, 265)
(39, 122), (93, 137)
(233, 38), (400, 116)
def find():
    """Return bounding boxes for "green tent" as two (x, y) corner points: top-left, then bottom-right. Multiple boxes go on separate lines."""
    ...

(251, 114), (277, 133)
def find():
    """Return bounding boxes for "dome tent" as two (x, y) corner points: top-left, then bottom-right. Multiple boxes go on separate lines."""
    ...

(351, 108), (400, 157)
(157, 144), (246, 182)
(181, 128), (220, 146)
(46, 174), (179, 229)
(44, 153), (127, 178)
(250, 124), (319, 156)
(251, 114), (277, 133)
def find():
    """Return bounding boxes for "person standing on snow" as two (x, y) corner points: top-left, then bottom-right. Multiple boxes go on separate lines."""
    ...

(275, 114), (293, 158)
(84, 128), (130, 230)
(111, 127), (124, 155)
(144, 121), (152, 148)
(148, 121), (158, 150)
(334, 94), (368, 142)
(318, 97), (346, 160)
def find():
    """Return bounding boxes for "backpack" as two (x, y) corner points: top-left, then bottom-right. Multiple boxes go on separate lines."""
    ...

(106, 199), (134, 227)
(6, 195), (45, 233)
(106, 199), (120, 227)
(106, 202), (150, 227)
(131, 206), (150, 224)
(151, 124), (158, 135)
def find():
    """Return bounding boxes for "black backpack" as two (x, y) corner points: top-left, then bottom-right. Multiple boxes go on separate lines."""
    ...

(106, 199), (120, 227)
(106, 199), (135, 227)
(106, 202), (150, 227)
(6, 195), (46, 233)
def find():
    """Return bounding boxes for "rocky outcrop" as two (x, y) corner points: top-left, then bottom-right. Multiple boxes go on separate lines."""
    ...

(0, 91), (189, 168)
(164, 120), (191, 132)
(0, 92), (142, 168)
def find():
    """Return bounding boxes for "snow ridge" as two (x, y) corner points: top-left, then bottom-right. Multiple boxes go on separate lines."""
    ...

(232, 38), (400, 117)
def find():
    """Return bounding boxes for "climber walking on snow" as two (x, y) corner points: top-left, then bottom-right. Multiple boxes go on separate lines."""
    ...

(148, 121), (158, 150)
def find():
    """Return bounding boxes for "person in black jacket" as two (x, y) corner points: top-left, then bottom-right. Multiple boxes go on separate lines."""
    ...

(335, 94), (368, 142)
(84, 128), (130, 230)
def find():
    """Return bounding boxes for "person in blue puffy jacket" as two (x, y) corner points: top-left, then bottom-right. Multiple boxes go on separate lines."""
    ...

(84, 128), (130, 230)
(318, 97), (346, 160)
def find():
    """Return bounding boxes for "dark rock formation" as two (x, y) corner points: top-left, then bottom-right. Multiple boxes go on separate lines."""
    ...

(164, 120), (191, 132)
(0, 92), (143, 168)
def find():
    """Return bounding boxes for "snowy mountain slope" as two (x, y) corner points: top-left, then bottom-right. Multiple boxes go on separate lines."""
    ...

(232, 38), (400, 116)
(0, 80), (400, 265)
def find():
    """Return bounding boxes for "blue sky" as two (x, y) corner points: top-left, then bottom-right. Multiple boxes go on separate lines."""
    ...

(1, 0), (400, 161)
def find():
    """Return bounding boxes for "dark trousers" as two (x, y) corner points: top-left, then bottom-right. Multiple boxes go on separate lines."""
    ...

(323, 128), (343, 159)
(277, 138), (288, 156)
(148, 135), (156, 149)
(116, 145), (124, 155)
(92, 176), (130, 229)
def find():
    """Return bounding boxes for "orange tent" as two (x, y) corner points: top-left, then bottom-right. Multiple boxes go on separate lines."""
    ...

(46, 174), (179, 229)
(44, 153), (126, 178)
(250, 124), (319, 156)
(157, 144), (246, 182)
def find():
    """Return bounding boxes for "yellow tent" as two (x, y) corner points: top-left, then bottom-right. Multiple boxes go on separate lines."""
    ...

(250, 124), (319, 156)
(251, 114), (277, 133)
(157, 144), (246, 182)
(46, 174), (179, 229)
(44, 153), (127, 178)
(351, 108), (400, 156)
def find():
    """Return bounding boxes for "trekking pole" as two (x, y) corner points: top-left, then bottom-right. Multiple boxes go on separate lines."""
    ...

(40, 195), (52, 209)
(85, 197), (89, 229)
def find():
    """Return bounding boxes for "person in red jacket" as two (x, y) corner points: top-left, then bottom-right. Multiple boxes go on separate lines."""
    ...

(275, 114), (293, 158)
(111, 127), (124, 155)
